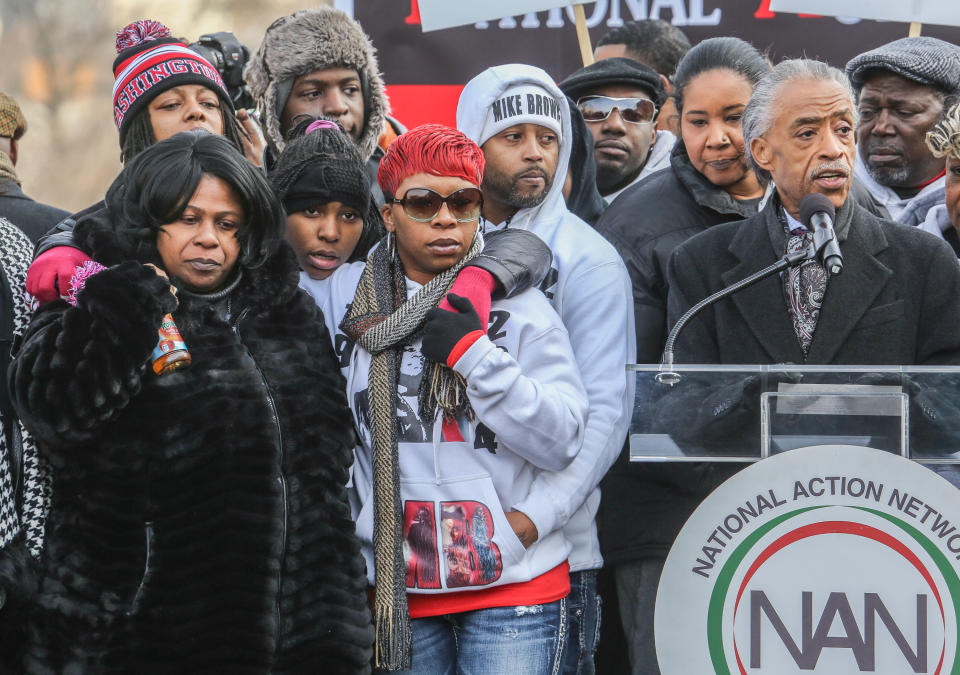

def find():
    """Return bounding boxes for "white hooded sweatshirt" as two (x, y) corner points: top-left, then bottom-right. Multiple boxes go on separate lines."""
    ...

(302, 261), (589, 593)
(458, 64), (636, 572)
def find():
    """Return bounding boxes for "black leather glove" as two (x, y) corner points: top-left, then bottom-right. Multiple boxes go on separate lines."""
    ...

(470, 229), (553, 298)
(422, 294), (484, 365)
(903, 374), (960, 452)
(653, 375), (762, 444)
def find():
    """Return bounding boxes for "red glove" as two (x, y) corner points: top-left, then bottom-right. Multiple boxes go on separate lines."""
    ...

(442, 266), (496, 328)
(27, 246), (94, 304)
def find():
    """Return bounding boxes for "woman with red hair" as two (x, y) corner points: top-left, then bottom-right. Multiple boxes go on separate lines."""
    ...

(308, 124), (588, 673)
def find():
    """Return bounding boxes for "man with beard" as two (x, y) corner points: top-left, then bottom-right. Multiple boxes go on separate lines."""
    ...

(458, 64), (634, 674)
(845, 37), (960, 232)
(559, 58), (674, 204)
(668, 58), (960, 368)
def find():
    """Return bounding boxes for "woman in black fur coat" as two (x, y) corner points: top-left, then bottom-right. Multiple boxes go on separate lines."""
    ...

(8, 131), (373, 673)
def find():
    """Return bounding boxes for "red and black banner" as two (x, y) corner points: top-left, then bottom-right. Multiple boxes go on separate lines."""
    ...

(336, 0), (959, 130)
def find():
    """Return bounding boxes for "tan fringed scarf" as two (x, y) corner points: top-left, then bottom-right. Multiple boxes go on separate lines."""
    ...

(340, 232), (482, 670)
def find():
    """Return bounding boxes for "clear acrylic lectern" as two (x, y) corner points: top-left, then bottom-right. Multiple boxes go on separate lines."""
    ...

(628, 364), (960, 464)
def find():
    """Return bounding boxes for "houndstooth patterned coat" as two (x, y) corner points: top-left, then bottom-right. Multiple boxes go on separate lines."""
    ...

(0, 216), (48, 557)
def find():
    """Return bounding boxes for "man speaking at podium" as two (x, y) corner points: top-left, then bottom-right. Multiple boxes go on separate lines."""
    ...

(667, 58), (960, 367)
(649, 58), (960, 675)
(612, 58), (960, 675)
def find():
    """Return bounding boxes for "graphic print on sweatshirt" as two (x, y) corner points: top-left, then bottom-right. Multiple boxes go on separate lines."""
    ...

(342, 305), (560, 592)
(351, 311), (514, 447)
(403, 499), (504, 589)
(353, 344), (434, 445)
(334, 332), (355, 370)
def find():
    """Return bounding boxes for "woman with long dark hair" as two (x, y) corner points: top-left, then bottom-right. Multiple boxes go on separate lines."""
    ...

(9, 131), (372, 672)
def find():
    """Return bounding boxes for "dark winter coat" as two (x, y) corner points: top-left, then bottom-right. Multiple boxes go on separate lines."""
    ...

(0, 177), (69, 245)
(667, 197), (960, 366)
(594, 142), (757, 565)
(33, 199), (104, 257)
(641, 197), (960, 570)
(594, 141), (758, 364)
(594, 144), (896, 565)
(9, 209), (373, 673)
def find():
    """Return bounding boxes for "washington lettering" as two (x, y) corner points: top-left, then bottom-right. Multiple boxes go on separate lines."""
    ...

(114, 59), (222, 125)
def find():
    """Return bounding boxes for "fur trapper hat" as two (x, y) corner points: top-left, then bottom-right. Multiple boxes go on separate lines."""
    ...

(245, 7), (388, 161)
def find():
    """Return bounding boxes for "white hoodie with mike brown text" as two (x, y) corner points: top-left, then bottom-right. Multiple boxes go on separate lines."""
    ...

(458, 64), (636, 572)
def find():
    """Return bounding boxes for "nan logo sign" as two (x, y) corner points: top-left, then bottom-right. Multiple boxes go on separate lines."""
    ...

(656, 445), (960, 674)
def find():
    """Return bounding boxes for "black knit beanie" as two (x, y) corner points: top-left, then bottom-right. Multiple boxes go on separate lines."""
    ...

(271, 119), (371, 218)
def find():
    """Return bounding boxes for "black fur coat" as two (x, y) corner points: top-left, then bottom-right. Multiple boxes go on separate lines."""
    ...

(8, 208), (373, 673)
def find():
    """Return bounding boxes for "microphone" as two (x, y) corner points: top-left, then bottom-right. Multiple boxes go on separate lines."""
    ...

(799, 193), (843, 275)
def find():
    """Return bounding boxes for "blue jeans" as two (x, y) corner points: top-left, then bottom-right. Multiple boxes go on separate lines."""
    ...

(385, 598), (568, 675)
(559, 570), (601, 675)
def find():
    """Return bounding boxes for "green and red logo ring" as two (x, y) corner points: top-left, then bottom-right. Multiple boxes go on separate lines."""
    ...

(706, 505), (960, 675)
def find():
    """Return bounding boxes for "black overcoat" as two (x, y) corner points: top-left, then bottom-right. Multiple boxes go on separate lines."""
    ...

(667, 195), (960, 366)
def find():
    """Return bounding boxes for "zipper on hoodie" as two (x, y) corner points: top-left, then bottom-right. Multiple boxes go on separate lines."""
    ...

(233, 307), (287, 659)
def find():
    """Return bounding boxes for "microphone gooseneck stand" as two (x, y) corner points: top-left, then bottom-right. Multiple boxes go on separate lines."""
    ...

(657, 247), (811, 385)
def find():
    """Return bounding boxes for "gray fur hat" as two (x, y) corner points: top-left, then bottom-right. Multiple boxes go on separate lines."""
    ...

(846, 37), (960, 96)
(245, 7), (388, 161)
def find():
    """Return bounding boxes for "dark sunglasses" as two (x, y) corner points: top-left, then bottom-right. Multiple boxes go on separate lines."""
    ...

(391, 187), (483, 223)
(577, 95), (657, 125)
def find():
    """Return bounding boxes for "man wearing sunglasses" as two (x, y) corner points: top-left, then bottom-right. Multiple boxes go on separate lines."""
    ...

(560, 58), (674, 204)
(458, 64), (635, 674)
